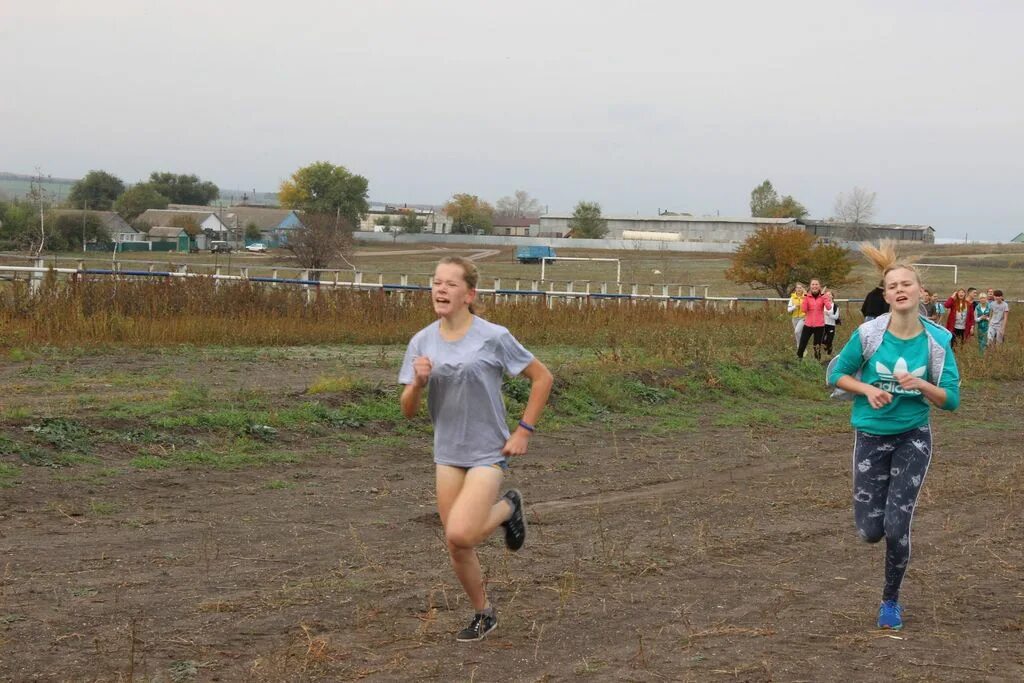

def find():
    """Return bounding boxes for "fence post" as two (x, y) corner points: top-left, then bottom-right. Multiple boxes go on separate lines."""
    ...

(400, 274), (408, 304)
(631, 283), (638, 306)
(29, 259), (44, 295)
(494, 277), (501, 305)
(661, 285), (669, 308)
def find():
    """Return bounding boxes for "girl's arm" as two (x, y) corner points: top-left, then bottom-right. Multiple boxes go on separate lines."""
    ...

(502, 358), (554, 456)
(787, 296), (798, 313)
(400, 383), (424, 418)
(893, 342), (960, 410)
(400, 356), (432, 418)
(836, 374), (892, 409)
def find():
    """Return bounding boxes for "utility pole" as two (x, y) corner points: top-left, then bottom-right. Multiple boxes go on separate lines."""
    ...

(82, 201), (88, 253)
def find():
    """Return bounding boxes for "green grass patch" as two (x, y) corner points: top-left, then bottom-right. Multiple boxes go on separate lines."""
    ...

(88, 500), (119, 515)
(0, 462), (20, 487)
(650, 415), (699, 434)
(130, 455), (173, 470)
(307, 374), (369, 394)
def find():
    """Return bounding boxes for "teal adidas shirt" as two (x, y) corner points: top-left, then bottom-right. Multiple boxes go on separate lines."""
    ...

(829, 328), (960, 435)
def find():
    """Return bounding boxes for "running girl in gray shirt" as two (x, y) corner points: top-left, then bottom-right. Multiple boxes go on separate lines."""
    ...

(400, 256), (553, 643)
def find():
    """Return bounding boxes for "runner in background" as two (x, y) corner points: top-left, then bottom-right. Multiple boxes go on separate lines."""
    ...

(974, 293), (991, 354)
(798, 279), (833, 360)
(788, 282), (807, 349)
(943, 288), (974, 348)
(987, 290), (1010, 346)
(829, 241), (961, 631)
(822, 288), (841, 357)
(399, 256), (553, 643)
(861, 280), (889, 322)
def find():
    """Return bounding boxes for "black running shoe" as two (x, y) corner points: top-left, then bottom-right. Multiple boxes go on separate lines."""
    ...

(501, 489), (527, 551)
(456, 608), (498, 642)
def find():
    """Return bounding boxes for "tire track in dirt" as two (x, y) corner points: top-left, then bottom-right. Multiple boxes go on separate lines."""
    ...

(529, 458), (802, 514)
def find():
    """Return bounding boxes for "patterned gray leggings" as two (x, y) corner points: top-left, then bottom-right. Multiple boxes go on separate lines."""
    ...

(852, 425), (932, 602)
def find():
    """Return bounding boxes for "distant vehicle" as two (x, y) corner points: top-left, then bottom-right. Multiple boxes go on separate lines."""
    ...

(515, 245), (556, 264)
(210, 241), (232, 253)
(245, 242), (267, 253)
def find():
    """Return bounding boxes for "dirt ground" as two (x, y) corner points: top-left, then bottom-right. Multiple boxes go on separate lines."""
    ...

(1, 349), (1022, 682)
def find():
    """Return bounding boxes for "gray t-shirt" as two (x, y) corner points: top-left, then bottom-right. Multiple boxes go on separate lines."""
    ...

(399, 316), (534, 468)
(989, 300), (1009, 328)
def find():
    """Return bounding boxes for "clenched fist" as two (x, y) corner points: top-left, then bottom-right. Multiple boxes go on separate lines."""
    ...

(412, 356), (433, 387)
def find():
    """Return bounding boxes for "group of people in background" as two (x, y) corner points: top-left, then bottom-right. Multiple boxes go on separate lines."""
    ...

(921, 286), (1010, 353)
(787, 280), (841, 360)
(790, 281), (1011, 356)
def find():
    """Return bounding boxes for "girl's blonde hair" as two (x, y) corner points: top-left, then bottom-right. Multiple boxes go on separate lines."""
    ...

(436, 256), (483, 315)
(860, 240), (922, 287)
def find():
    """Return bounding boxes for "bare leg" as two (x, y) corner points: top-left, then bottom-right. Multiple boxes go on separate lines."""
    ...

(436, 465), (511, 611)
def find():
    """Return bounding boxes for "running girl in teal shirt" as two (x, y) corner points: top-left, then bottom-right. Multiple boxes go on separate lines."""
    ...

(828, 242), (960, 631)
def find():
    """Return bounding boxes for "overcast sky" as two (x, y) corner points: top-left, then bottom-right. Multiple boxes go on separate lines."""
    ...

(2, 1), (1022, 240)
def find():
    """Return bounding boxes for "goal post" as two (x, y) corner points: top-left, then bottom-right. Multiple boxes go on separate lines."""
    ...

(911, 263), (958, 285)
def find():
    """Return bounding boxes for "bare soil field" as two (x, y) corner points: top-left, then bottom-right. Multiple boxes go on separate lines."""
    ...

(1, 347), (1022, 681)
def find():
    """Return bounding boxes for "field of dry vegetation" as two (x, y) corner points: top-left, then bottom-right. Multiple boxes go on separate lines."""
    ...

(0, 246), (1021, 680)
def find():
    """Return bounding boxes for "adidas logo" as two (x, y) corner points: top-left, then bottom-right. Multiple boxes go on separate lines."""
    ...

(873, 357), (926, 395)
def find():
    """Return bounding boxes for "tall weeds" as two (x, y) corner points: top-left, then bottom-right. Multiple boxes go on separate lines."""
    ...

(1, 277), (1020, 381)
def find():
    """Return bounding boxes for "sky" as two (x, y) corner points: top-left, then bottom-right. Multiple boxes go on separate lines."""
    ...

(2, 1), (1022, 241)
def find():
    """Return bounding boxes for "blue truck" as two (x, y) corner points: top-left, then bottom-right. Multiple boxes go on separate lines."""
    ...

(515, 245), (556, 264)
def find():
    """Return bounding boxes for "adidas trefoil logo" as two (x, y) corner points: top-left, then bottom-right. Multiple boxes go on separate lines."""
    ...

(874, 357), (926, 395)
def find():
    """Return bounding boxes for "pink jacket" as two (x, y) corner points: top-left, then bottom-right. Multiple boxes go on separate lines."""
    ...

(800, 292), (833, 327)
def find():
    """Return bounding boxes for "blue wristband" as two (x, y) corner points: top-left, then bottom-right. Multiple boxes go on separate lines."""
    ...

(518, 420), (535, 433)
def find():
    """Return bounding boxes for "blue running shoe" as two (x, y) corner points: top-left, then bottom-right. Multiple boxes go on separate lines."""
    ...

(877, 600), (904, 630)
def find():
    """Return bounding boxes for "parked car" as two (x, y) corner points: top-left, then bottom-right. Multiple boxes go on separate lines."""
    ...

(515, 245), (556, 264)
(245, 242), (267, 253)
(210, 241), (232, 254)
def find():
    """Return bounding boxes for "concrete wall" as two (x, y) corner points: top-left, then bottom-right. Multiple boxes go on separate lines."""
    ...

(353, 231), (738, 253)
(538, 216), (793, 242)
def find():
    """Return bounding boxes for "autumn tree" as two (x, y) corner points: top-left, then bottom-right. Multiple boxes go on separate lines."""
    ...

(444, 193), (494, 234)
(285, 211), (353, 274)
(496, 190), (542, 218)
(147, 172), (219, 205)
(170, 214), (203, 237)
(279, 161), (369, 228)
(749, 179), (809, 219)
(567, 201), (607, 239)
(725, 226), (857, 297)
(68, 170), (125, 211)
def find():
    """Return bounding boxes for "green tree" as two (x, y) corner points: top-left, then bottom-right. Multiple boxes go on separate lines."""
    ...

(244, 222), (262, 241)
(279, 161), (369, 228)
(147, 172), (219, 205)
(750, 180), (779, 217)
(0, 200), (36, 250)
(114, 184), (169, 220)
(397, 210), (425, 234)
(443, 193), (494, 234)
(750, 179), (808, 219)
(567, 201), (607, 239)
(50, 212), (110, 251)
(68, 170), (126, 211)
(725, 226), (857, 296)
(375, 215), (393, 231)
